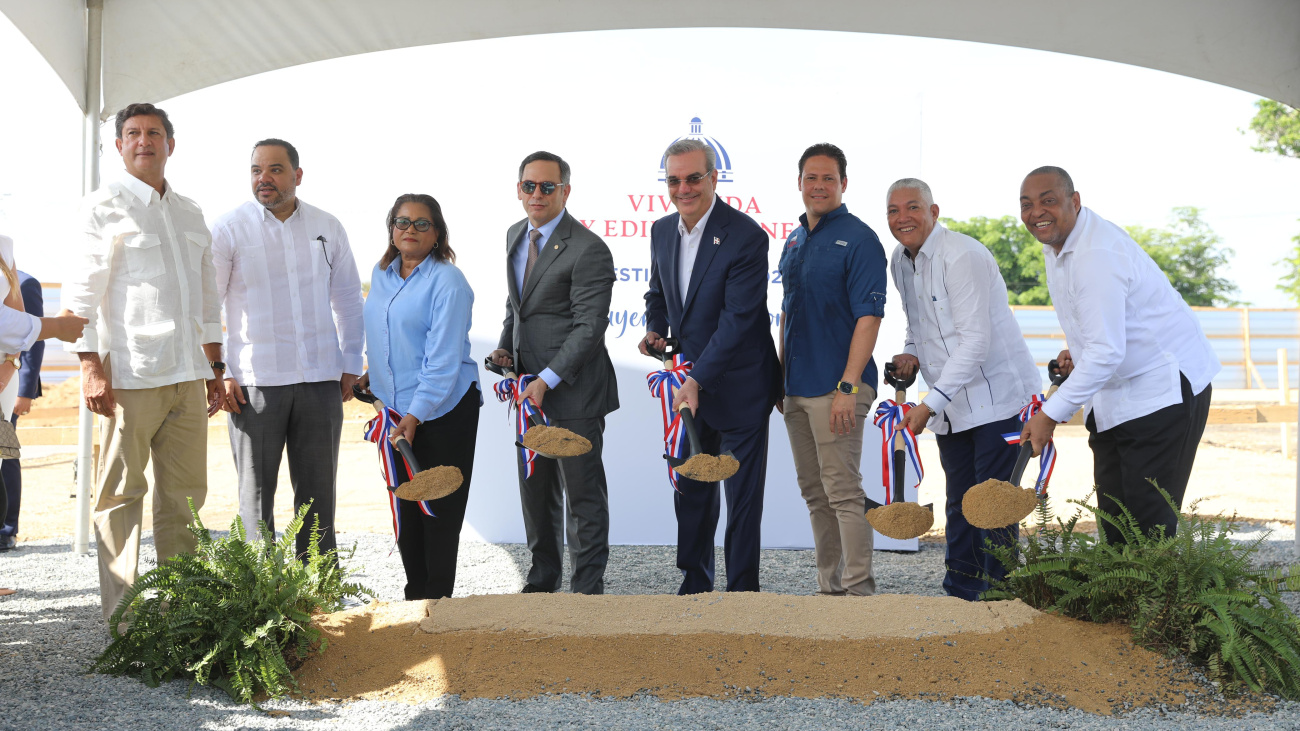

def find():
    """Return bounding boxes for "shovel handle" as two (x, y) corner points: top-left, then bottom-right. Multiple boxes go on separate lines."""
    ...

(352, 384), (425, 475)
(645, 337), (679, 368)
(483, 356), (519, 381)
(677, 403), (705, 457)
(883, 361), (917, 392)
(892, 431), (906, 504)
(1009, 440), (1034, 486)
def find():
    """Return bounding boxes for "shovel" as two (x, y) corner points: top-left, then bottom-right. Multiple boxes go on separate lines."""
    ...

(352, 384), (463, 501)
(961, 359), (1070, 529)
(645, 337), (739, 482)
(482, 357), (592, 459)
(864, 362), (935, 540)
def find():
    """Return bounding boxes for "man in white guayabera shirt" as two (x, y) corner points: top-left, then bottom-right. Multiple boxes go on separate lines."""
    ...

(63, 103), (225, 624)
(884, 178), (1040, 600)
(211, 139), (364, 558)
(1019, 166), (1219, 543)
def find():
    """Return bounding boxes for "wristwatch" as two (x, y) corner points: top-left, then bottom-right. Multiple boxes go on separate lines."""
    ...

(0, 356), (17, 369)
(209, 361), (226, 373)
(836, 381), (858, 395)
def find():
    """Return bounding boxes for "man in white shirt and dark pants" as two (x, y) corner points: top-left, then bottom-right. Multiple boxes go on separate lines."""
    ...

(885, 179), (1041, 600)
(1020, 166), (1219, 543)
(64, 103), (225, 624)
(211, 139), (364, 557)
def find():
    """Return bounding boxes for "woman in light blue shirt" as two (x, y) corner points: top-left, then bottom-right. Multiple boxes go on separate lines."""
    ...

(359, 194), (480, 600)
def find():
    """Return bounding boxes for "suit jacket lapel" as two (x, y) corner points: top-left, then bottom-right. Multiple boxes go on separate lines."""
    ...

(521, 212), (570, 304)
(506, 223), (525, 310)
(683, 201), (727, 315)
(662, 213), (681, 308)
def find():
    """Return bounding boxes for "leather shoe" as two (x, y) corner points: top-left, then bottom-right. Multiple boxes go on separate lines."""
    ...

(0, 535), (15, 552)
(521, 583), (555, 594)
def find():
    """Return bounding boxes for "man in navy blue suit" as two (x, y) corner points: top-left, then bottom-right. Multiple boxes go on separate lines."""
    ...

(641, 139), (782, 594)
(0, 270), (44, 552)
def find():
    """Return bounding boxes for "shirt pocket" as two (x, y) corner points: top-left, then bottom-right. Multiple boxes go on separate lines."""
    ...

(809, 241), (848, 279)
(929, 292), (956, 339)
(122, 233), (165, 280)
(127, 318), (178, 375)
(184, 232), (210, 275)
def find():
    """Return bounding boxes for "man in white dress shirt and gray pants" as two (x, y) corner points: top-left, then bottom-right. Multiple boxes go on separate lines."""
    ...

(1019, 166), (1219, 543)
(211, 139), (365, 557)
(885, 179), (1041, 600)
(64, 103), (225, 623)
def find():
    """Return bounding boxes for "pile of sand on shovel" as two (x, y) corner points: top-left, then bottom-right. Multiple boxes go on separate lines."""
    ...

(867, 502), (934, 540)
(522, 425), (592, 457)
(674, 453), (740, 482)
(963, 478), (1039, 530)
(394, 466), (463, 501)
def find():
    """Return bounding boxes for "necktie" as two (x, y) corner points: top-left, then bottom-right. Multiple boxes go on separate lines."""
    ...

(522, 228), (541, 296)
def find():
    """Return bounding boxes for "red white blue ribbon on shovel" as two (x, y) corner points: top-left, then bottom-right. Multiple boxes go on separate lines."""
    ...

(645, 354), (694, 491)
(873, 399), (925, 504)
(363, 406), (435, 541)
(493, 373), (550, 479)
(1001, 394), (1057, 497)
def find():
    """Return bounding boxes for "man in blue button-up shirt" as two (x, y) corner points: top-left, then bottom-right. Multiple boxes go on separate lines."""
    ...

(778, 143), (887, 597)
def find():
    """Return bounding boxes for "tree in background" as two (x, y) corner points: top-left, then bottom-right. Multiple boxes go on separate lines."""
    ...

(1125, 207), (1241, 307)
(1247, 98), (1300, 304)
(941, 216), (1050, 305)
(945, 209), (1240, 306)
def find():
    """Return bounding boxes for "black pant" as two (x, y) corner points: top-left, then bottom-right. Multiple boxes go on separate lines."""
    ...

(518, 416), (609, 594)
(1087, 374), (1212, 543)
(934, 414), (1022, 601)
(394, 384), (480, 600)
(674, 413), (769, 595)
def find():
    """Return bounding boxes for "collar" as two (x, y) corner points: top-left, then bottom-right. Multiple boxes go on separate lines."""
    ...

(528, 209), (566, 243)
(386, 252), (438, 279)
(678, 195), (718, 237)
(912, 222), (945, 261)
(798, 202), (850, 234)
(1045, 206), (1089, 259)
(258, 198), (303, 223)
(118, 173), (166, 206)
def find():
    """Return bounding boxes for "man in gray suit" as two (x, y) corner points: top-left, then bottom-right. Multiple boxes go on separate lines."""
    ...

(489, 151), (618, 595)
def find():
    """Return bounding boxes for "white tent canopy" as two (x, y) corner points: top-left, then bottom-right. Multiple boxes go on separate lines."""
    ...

(4, 0), (1300, 119)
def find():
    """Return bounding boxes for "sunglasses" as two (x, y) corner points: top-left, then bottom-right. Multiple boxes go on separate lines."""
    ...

(520, 180), (564, 195)
(665, 172), (711, 188)
(393, 217), (433, 232)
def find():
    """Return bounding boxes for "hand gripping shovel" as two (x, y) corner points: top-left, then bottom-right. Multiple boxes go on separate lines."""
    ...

(864, 362), (935, 540)
(352, 384), (463, 501)
(645, 337), (739, 482)
(962, 359), (1070, 529)
(483, 357), (591, 459)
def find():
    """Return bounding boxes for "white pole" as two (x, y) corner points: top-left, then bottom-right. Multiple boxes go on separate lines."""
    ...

(75, 0), (103, 556)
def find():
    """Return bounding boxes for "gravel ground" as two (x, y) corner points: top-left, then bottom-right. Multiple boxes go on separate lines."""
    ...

(3, 525), (1300, 730)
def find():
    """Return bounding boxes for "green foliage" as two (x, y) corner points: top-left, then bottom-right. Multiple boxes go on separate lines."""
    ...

(1125, 207), (1242, 306)
(1247, 99), (1300, 159)
(90, 500), (370, 705)
(985, 488), (1300, 699)
(945, 208), (1240, 307)
(941, 215), (1050, 305)
(1277, 229), (1300, 305)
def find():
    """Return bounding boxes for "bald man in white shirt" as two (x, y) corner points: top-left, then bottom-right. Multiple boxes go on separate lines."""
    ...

(211, 138), (364, 559)
(1019, 166), (1219, 543)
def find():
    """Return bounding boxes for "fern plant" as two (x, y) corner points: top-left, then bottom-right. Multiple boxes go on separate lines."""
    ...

(90, 500), (370, 704)
(984, 487), (1300, 699)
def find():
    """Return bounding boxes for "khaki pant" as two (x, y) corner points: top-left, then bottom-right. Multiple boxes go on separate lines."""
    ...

(783, 387), (876, 596)
(94, 370), (208, 623)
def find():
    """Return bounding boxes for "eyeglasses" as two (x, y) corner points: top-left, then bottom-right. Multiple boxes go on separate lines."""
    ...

(393, 217), (433, 232)
(520, 180), (564, 195)
(665, 172), (711, 188)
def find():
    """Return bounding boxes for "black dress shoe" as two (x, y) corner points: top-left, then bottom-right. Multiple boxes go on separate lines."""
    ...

(521, 583), (555, 594)
(0, 535), (15, 552)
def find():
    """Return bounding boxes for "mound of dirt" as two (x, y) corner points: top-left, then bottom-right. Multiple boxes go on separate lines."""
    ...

(394, 465), (462, 501)
(867, 502), (935, 540)
(674, 453), (740, 482)
(963, 479), (1040, 529)
(294, 593), (1204, 715)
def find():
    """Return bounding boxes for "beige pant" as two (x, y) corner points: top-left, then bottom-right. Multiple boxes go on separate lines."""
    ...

(783, 387), (876, 596)
(94, 368), (208, 623)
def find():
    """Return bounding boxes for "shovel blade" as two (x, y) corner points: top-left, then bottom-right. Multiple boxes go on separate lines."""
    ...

(516, 440), (563, 460)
